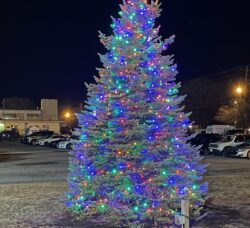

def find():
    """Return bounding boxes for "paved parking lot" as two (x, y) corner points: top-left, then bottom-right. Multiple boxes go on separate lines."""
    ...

(0, 142), (68, 184)
(204, 156), (250, 177)
(0, 141), (250, 184)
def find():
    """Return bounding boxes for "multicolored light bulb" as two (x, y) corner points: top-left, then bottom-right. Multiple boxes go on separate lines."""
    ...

(66, 0), (207, 227)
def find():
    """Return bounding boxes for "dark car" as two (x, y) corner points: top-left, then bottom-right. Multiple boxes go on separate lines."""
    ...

(0, 130), (20, 141)
(189, 133), (222, 155)
(226, 129), (245, 135)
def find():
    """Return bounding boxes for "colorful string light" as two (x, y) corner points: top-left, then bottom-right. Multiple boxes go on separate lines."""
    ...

(66, 0), (207, 227)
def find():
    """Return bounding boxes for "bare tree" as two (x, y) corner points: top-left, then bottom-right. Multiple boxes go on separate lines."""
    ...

(215, 104), (237, 125)
(215, 100), (250, 128)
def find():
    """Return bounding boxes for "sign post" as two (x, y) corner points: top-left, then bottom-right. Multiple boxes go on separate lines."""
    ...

(181, 199), (189, 228)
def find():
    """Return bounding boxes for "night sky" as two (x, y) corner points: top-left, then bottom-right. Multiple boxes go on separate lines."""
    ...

(0, 0), (250, 105)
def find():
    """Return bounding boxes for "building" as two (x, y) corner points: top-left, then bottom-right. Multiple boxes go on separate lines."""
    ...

(0, 99), (61, 135)
(181, 66), (250, 128)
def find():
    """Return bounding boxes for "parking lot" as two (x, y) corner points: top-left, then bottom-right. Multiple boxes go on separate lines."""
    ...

(0, 142), (250, 227)
(1, 141), (250, 183)
(0, 142), (68, 184)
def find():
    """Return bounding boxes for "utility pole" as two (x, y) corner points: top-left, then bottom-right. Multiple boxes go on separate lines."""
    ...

(245, 66), (249, 128)
(245, 66), (248, 82)
(245, 66), (249, 100)
(2, 98), (5, 118)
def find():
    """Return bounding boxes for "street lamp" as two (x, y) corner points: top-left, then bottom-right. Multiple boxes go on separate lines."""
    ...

(64, 111), (72, 134)
(65, 112), (71, 119)
(234, 83), (247, 128)
(236, 86), (243, 95)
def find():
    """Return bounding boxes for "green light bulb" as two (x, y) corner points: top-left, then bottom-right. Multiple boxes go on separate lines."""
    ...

(192, 185), (198, 190)
(161, 170), (167, 176)
(134, 206), (139, 212)
(112, 169), (117, 175)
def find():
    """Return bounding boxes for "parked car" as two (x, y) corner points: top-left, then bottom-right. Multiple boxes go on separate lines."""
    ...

(206, 125), (235, 135)
(57, 136), (79, 150)
(26, 131), (54, 145)
(226, 129), (245, 135)
(226, 140), (250, 157)
(0, 130), (19, 141)
(29, 135), (50, 146)
(208, 134), (250, 156)
(20, 131), (42, 144)
(36, 135), (64, 146)
(234, 144), (250, 159)
(56, 139), (71, 149)
(189, 133), (222, 155)
(50, 136), (70, 147)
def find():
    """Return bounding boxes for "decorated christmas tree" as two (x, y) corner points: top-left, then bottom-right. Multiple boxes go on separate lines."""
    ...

(66, 0), (207, 226)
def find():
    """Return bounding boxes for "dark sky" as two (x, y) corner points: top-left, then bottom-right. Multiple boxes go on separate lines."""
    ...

(0, 0), (250, 105)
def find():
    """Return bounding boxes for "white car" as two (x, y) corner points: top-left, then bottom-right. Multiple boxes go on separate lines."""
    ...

(27, 135), (41, 144)
(208, 134), (250, 156)
(37, 135), (63, 146)
(206, 125), (235, 135)
(25, 131), (54, 145)
(57, 137), (79, 150)
(235, 145), (250, 159)
(29, 135), (50, 145)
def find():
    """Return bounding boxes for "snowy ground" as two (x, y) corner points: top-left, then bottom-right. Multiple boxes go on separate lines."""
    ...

(0, 142), (250, 227)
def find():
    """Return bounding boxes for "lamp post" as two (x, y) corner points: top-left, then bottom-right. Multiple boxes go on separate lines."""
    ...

(236, 86), (243, 95)
(65, 112), (71, 119)
(64, 111), (72, 130)
(232, 67), (249, 128)
(234, 84), (247, 128)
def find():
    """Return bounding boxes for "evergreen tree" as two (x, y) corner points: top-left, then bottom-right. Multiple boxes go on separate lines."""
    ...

(66, 0), (207, 226)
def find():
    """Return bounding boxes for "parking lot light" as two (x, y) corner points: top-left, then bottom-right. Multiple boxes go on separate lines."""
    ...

(236, 86), (243, 95)
(65, 112), (71, 118)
